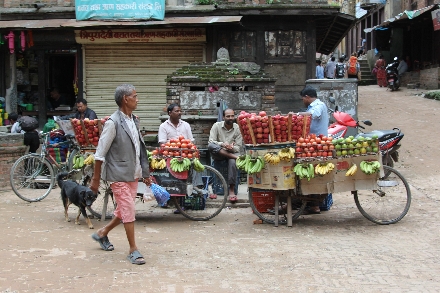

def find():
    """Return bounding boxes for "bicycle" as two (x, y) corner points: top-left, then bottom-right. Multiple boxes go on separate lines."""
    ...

(9, 131), (81, 202)
(84, 158), (229, 221)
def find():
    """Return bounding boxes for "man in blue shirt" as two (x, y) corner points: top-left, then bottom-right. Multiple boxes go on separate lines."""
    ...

(302, 86), (329, 137)
(301, 86), (329, 214)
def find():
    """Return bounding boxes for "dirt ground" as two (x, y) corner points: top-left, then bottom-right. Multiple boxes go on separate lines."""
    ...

(1, 85), (440, 293)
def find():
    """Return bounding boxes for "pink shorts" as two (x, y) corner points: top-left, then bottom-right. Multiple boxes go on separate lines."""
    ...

(110, 181), (138, 223)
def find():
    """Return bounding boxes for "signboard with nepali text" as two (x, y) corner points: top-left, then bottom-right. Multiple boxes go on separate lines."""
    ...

(75, 29), (206, 44)
(75, 0), (165, 21)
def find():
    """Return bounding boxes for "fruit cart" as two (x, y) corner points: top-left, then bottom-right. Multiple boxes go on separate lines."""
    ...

(87, 135), (230, 222)
(237, 111), (411, 227)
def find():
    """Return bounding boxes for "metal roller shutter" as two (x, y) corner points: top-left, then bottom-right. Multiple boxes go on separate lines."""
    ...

(83, 43), (205, 131)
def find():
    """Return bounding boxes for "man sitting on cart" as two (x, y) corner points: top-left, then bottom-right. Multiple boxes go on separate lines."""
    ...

(208, 108), (243, 203)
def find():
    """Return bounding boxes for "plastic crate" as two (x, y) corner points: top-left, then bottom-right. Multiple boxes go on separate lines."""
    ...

(252, 190), (276, 213)
(319, 193), (333, 211)
(212, 160), (239, 195)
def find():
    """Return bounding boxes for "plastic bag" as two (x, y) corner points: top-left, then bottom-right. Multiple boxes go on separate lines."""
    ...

(150, 183), (170, 206)
(43, 118), (56, 133)
(18, 116), (38, 131)
(142, 186), (155, 202)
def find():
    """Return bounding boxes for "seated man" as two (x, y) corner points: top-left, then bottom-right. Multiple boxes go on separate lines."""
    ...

(158, 103), (194, 144)
(158, 103), (198, 211)
(208, 108), (243, 203)
(48, 88), (67, 110)
(9, 112), (40, 153)
(58, 98), (98, 120)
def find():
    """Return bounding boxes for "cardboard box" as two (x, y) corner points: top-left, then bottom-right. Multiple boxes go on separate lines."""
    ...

(300, 153), (382, 195)
(247, 149), (295, 190)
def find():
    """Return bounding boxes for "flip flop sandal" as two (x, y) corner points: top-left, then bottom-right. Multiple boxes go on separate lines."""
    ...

(209, 194), (217, 199)
(228, 196), (238, 203)
(91, 233), (114, 251)
(127, 250), (146, 265)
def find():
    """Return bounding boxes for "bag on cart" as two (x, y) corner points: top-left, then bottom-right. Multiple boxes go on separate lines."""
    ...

(18, 116), (38, 132)
(150, 183), (170, 206)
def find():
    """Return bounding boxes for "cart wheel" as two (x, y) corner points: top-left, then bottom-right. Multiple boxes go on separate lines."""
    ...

(354, 166), (411, 225)
(83, 176), (116, 219)
(173, 165), (228, 221)
(249, 188), (306, 225)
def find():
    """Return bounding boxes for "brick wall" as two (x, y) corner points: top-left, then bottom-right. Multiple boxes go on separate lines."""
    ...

(401, 67), (439, 89)
(0, 133), (27, 190)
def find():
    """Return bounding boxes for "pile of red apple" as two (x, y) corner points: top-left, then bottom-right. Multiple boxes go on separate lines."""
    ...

(71, 117), (109, 147)
(237, 111), (311, 145)
(295, 134), (334, 158)
(152, 135), (199, 159)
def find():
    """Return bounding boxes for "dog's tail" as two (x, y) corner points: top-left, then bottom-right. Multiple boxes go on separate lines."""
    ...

(56, 172), (70, 188)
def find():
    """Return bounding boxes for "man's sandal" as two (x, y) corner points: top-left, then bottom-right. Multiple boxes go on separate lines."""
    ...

(127, 250), (146, 265)
(91, 233), (114, 251)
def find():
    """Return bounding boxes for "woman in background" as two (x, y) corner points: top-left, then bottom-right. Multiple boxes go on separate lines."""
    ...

(375, 55), (387, 87)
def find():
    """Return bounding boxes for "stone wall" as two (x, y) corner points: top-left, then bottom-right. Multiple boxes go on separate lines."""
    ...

(401, 67), (440, 90)
(0, 133), (27, 190)
(165, 61), (277, 148)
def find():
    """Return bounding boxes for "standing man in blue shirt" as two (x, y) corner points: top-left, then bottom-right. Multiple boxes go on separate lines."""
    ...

(301, 85), (329, 214)
(315, 60), (324, 79)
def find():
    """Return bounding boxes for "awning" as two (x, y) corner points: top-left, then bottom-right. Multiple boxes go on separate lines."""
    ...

(316, 12), (356, 55)
(364, 4), (438, 33)
(0, 16), (242, 29)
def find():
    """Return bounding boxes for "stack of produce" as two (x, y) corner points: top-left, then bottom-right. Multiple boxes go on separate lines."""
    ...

(294, 134), (334, 158)
(152, 135), (199, 158)
(149, 135), (202, 172)
(331, 135), (379, 157)
(293, 163), (315, 181)
(71, 117), (109, 147)
(263, 147), (295, 165)
(359, 160), (381, 174)
(236, 154), (265, 174)
(237, 111), (311, 145)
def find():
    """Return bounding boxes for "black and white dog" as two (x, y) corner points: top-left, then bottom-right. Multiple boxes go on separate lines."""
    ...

(57, 172), (98, 229)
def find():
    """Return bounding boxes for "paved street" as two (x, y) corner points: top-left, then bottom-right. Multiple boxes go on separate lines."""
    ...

(1, 85), (440, 293)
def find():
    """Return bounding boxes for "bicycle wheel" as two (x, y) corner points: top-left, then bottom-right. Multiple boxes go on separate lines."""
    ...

(354, 166), (411, 225)
(10, 154), (55, 202)
(83, 176), (116, 219)
(173, 165), (228, 221)
(249, 188), (307, 225)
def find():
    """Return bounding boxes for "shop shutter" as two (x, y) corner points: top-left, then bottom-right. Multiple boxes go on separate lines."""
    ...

(83, 43), (205, 131)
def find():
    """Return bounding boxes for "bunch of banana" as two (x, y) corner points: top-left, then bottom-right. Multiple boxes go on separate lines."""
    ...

(263, 152), (281, 165)
(72, 154), (85, 169)
(193, 158), (205, 172)
(150, 158), (166, 169)
(83, 154), (95, 165)
(294, 163), (314, 181)
(247, 156), (265, 174)
(314, 162), (335, 175)
(345, 164), (358, 176)
(278, 148), (295, 161)
(146, 150), (152, 162)
(360, 160), (381, 175)
(236, 154), (250, 171)
(170, 158), (191, 172)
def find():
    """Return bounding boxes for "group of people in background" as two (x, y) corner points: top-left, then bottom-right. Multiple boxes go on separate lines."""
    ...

(315, 52), (360, 80)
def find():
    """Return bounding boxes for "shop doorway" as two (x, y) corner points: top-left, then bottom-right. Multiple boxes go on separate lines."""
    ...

(48, 53), (76, 107)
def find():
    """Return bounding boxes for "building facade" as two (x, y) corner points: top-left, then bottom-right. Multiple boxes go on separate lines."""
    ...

(0, 0), (355, 130)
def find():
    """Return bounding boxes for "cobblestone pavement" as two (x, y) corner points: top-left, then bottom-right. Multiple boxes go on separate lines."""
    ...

(1, 85), (440, 293)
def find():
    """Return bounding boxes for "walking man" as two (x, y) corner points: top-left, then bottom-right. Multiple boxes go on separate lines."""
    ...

(90, 84), (151, 265)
